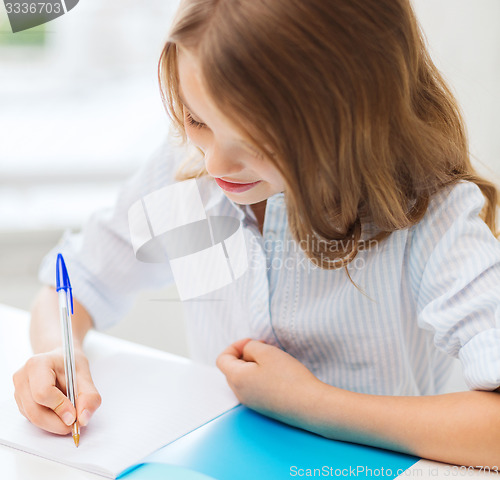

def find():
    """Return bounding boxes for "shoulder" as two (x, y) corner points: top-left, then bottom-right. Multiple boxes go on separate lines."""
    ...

(409, 180), (488, 250)
(408, 180), (499, 298)
(417, 180), (485, 230)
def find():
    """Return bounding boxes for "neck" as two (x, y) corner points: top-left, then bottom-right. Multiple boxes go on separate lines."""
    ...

(250, 200), (267, 234)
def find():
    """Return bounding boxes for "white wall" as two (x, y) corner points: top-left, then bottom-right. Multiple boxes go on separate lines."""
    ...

(412, 0), (500, 179)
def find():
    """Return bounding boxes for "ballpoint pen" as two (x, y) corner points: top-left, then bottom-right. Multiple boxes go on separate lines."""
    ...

(56, 253), (80, 447)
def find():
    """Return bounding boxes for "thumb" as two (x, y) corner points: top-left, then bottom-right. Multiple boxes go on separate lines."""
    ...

(216, 338), (253, 373)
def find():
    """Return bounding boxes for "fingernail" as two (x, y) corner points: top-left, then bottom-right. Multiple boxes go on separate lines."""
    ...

(79, 409), (91, 427)
(62, 412), (74, 426)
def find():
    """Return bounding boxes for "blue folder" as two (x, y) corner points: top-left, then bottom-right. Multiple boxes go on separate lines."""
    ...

(121, 405), (419, 480)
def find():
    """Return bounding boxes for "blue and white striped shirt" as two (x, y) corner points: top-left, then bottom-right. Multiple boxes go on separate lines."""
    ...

(39, 139), (500, 395)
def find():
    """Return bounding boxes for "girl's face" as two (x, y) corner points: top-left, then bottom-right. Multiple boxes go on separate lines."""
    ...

(178, 50), (286, 205)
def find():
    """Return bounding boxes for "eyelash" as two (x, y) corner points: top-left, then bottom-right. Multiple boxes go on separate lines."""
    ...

(184, 111), (205, 130)
(184, 108), (265, 159)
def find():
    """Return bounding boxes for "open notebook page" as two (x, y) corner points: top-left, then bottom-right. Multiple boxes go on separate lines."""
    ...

(0, 353), (239, 478)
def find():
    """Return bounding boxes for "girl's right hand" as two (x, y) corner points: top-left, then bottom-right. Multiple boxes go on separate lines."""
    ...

(12, 348), (102, 435)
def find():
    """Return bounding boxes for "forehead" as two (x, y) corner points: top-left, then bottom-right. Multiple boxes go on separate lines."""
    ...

(177, 50), (256, 146)
(177, 49), (205, 103)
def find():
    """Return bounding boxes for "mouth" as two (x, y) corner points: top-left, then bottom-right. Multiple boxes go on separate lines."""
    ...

(214, 178), (262, 193)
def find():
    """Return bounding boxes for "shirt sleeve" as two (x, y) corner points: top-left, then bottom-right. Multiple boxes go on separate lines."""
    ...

(409, 180), (500, 391)
(38, 137), (190, 330)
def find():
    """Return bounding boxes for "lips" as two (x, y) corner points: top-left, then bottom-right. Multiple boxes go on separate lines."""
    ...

(215, 177), (262, 193)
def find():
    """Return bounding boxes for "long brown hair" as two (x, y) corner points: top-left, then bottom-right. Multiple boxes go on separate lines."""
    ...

(158, 0), (499, 269)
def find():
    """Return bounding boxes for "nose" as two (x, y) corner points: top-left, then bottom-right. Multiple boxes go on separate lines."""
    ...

(203, 142), (243, 179)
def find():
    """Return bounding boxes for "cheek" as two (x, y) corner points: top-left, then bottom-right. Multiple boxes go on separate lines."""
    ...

(184, 125), (208, 150)
(259, 163), (285, 188)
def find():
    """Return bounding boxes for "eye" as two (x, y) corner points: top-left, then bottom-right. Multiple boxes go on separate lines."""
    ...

(184, 110), (206, 130)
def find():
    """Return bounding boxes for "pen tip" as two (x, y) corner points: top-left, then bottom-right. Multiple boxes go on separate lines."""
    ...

(73, 434), (80, 448)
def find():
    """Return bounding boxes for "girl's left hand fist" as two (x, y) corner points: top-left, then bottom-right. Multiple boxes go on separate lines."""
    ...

(216, 338), (325, 426)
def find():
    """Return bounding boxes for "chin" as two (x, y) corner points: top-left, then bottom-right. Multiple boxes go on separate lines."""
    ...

(223, 192), (264, 205)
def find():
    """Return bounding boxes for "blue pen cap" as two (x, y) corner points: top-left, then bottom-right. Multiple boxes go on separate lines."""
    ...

(56, 253), (74, 314)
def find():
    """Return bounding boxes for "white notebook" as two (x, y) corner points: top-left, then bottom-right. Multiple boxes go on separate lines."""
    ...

(0, 352), (238, 478)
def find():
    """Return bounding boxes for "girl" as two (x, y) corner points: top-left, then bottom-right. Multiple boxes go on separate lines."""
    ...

(14, 0), (500, 469)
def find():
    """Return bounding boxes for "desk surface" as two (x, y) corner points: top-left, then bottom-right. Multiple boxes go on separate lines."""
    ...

(0, 304), (495, 480)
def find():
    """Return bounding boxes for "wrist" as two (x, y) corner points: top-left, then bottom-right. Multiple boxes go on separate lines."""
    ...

(305, 381), (356, 438)
(286, 378), (341, 433)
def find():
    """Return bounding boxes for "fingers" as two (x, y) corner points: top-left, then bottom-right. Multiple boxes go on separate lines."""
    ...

(13, 365), (73, 435)
(239, 339), (273, 363)
(29, 365), (76, 425)
(219, 338), (253, 360)
(216, 338), (253, 374)
(13, 349), (102, 435)
(216, 338), (274, 380)
(75, 366), (102, 427)
(216, 350), (244, 376)
(20, 397), (73, 435)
